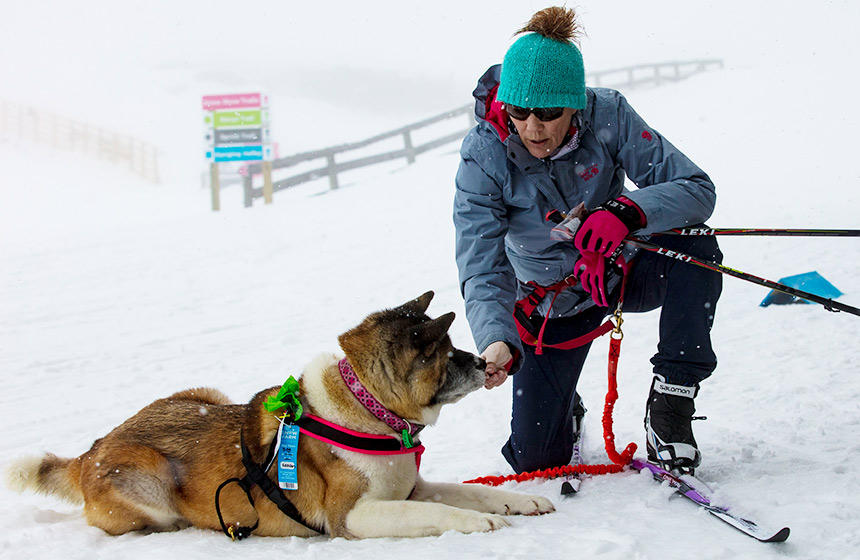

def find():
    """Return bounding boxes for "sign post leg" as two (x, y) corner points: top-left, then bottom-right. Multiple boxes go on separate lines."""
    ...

(263, 161), (273, 204)
(210, 162), (221, 212)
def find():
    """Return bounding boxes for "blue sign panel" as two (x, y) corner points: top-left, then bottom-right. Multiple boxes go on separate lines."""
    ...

(211, 145), (264, 162)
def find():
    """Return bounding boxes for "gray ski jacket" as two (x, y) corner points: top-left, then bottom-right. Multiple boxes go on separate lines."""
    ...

(453, 64), (715, 365)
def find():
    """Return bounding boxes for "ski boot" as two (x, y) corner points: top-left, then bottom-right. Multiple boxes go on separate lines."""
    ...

(561, 400), (587, 495)
(572, 399), (586, 447)
(644, 375), (702, 474)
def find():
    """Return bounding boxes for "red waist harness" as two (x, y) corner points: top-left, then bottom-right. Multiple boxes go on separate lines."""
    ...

(513, 274), (620, 354)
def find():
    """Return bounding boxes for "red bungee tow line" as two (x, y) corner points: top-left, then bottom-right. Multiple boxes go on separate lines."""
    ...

(463, 307), (637, 486)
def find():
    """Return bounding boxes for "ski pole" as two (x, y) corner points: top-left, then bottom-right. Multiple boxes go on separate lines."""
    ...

(544, 208), (860, 317)
(652, 227), (860, 237)
(622, 237), (860, 317)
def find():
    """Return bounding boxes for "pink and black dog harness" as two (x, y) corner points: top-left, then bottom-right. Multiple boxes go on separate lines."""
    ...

(300, 358), (424, 467)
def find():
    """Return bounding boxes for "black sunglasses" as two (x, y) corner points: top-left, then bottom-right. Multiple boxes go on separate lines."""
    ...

(505, 104), (566, 122)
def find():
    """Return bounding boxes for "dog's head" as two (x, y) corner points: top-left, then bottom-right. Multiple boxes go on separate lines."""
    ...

(337, 291), (486, 425)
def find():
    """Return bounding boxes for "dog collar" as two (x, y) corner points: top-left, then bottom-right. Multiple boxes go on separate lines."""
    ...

(338, 358), (424, 440)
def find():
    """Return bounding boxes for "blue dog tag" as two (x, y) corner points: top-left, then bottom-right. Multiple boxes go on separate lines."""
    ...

(277, 422), (300, 490)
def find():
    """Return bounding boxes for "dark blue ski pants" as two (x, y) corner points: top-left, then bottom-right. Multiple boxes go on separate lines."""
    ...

(502, 234), (723, 474)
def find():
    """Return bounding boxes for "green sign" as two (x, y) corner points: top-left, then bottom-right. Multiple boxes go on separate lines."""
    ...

(212, 109), (266, 128)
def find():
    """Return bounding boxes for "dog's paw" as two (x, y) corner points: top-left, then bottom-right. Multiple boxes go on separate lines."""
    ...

(502, 494), (555, 516)
(457, 511), (510, 533)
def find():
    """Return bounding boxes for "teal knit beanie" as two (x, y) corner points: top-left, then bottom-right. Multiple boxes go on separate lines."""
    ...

(497, 7), (586, 109)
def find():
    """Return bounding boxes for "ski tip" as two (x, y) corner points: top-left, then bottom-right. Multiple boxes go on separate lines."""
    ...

(560, 481), (576, 495)
(761, 527), (790, 543)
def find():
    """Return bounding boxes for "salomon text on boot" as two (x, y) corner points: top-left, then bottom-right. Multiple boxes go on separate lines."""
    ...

(644, 375), (703, 474)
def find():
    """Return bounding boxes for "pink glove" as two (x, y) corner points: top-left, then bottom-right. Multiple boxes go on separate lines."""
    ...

(574, 251), (609, 307)
(573, 210), (629, 256)
(573, 197), (646, 257)
(574, 253), (631, 307)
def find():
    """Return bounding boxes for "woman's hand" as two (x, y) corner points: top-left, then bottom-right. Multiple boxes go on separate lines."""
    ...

(481, 341), (512, 389)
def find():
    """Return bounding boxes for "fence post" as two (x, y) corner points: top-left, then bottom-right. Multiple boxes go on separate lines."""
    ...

(263, 161), (273, 203)
(210, 162), (221, 211)
(326, 153), (339, 190)
(243, 173), (254, 207)
(403, 129), (416, 164)
(654, 65), (661, 86)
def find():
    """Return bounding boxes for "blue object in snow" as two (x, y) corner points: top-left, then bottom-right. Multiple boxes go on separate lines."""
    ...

(760, 271), (843, 307)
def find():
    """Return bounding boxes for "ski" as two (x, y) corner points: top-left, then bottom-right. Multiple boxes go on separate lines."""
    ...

(632, 459), (790, 542)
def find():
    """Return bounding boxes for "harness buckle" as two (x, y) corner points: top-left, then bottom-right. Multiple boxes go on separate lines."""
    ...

(227, 526), (237, 542)
(611, 305), (624, 340)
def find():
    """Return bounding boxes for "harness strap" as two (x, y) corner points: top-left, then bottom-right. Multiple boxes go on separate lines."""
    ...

(214, 431), (322, 541)
(215, 477), (257, 540)
(299, 414), (425, 467)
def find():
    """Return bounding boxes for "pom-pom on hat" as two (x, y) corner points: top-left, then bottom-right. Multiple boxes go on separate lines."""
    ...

(497, 7), (586, 110)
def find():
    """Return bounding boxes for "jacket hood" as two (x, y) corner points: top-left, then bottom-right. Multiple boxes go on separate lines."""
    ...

(471, 64), (511, 142)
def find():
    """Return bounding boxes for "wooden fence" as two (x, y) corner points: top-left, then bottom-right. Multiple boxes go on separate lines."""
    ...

(242, 59), (723, 207)
(0, 99), (160, 184)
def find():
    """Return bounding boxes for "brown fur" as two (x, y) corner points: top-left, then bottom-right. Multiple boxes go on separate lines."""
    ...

(516, 6), (583, 44)
(6, 292), (539, 538)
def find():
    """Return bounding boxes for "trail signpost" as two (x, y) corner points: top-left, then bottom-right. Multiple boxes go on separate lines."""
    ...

(202, 92), (273, 210)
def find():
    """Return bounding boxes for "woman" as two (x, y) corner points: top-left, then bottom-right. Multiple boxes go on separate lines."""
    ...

(454, 6), (722, 475)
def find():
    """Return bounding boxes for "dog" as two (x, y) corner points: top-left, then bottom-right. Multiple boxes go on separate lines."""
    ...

(6, 291), (554, 538)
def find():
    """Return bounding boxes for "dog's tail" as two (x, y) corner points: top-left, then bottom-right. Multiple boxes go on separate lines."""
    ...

(6, 453), (84, 504)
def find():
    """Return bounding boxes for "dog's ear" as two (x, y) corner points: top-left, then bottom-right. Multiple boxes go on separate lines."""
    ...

(397, 291), (434, 316)
(414, 311), (455, 354)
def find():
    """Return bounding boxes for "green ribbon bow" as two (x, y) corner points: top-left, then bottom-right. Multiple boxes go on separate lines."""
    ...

(264, 376), (303, 421)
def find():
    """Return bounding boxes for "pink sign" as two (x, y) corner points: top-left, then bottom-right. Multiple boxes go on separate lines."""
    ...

(202, 92), (265, 111)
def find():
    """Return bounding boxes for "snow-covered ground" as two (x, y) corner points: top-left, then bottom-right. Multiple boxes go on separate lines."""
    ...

(1, 1), (859, 559)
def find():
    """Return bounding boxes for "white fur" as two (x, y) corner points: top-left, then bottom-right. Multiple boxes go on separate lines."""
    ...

(410, 480), (554, 516)
(345, 498), (509, 538)
(5, 455), (84, 505)
(5, 456), (42, 493)
(299, 353), (345, 426)
(133, 504), (184, 529)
